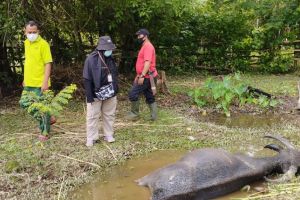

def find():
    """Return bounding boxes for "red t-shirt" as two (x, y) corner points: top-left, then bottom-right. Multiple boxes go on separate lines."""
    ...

(136, 41), (158, 78)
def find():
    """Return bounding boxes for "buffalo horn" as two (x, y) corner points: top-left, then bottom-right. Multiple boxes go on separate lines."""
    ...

(264, 135), (295, 150)
(264, 144), (283, 152)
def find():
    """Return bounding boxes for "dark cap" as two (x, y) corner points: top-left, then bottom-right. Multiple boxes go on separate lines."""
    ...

(96, 36), (116, 50)
(136, 28), (150, 36)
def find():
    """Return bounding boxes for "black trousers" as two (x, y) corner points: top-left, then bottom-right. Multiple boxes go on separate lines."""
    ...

(128, 78), (156, 104)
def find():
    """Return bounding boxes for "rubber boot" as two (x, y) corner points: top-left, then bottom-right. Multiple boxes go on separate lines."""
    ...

(149, 102), (158, 121)
(126, 101), (140, 120)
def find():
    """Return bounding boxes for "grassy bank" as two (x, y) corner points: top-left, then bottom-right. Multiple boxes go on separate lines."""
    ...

(1, 74), (300, 200)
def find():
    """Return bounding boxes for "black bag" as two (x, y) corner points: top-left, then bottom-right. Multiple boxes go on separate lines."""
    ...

(94, 52), (115, 100)
(95, 83), (115, 100)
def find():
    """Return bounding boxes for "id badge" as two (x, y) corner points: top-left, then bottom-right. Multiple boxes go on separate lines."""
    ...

(107, 74), (112, 82)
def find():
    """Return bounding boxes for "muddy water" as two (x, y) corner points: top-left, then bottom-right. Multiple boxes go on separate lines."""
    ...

(71, 150), (265, 200)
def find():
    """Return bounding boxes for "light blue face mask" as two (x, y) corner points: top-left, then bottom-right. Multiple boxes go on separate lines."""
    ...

(104, 50), (112, 57)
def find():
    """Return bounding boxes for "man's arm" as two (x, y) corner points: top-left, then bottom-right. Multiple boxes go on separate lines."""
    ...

(141, 61), (150, 76)
(41, 63), (51, 91)
(84, 79), (95, 103)
(83, 57), (95, 103)
(138, 60), (151, 85)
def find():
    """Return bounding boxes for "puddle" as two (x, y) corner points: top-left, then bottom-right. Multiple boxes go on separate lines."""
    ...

(71, 150), (266, 200)
(200, 113), (296, 128)
(70, 150), (182, 200)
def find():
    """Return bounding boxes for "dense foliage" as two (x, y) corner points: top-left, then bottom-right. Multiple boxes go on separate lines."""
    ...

(1, 0), (300, 88)
(189, 73), (278, 117)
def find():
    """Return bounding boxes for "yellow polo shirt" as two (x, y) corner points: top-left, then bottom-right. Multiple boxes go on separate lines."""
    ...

(24, 35), (53, 87)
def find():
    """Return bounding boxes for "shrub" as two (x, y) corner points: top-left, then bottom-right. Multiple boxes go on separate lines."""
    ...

(189, 73), (278, 117)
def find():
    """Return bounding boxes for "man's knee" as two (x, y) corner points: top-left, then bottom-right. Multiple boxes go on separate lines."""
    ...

(145, 92), (155, 104)
(129, 94), (138, 102)
(128, 89), (139, 102)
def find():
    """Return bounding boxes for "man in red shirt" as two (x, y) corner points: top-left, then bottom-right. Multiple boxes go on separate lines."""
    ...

(127, 29), (158, 120)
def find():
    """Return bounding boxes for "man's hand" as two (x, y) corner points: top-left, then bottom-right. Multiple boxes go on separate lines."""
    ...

(41, 81), (49, 92)
(138, 77), (144, 85)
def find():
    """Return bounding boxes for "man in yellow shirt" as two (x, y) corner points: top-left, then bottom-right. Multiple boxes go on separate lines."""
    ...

(20, 20), (54, 141)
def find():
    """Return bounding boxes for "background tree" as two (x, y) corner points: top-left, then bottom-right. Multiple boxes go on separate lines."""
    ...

(0, 0), (300, 95)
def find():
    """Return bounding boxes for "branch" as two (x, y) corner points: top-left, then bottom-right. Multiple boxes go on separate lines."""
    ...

(55, 153), (100, 168)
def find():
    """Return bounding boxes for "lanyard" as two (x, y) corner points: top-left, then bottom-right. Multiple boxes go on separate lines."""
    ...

(97, 51), (111, 74)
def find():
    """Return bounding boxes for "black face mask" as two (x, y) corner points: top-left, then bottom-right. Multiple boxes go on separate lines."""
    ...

(137, 37), (145, 44)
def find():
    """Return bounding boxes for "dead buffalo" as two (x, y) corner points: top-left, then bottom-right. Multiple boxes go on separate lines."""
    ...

(136, 135), (300, 200)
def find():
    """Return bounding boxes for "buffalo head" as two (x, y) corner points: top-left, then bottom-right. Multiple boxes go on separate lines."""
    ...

(264, 135), (300, 182)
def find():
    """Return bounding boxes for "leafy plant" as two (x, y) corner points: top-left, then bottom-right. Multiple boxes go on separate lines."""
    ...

(19, 84), (77, 133)
(189, 73), (279, 117)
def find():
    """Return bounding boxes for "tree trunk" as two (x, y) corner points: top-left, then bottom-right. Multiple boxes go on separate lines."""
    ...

(0, 40), (12, 96)
(157, 70), (171, 95)
(0, 41), (9, 70)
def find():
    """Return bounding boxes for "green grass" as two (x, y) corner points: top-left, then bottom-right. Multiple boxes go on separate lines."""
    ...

(242, 74), (299, 96)
(1, 73), (300, 200)
(0, 98), (215, 199)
